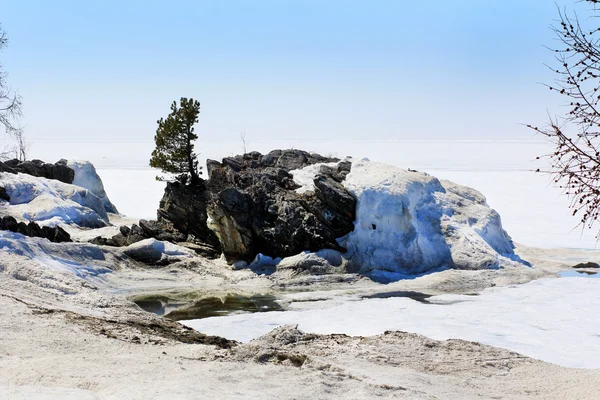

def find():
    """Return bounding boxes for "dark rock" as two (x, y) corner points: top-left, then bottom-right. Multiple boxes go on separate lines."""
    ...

(0, 187), (9, 202)
(0, 216), (18, 231)
(27, 221), (44, 237)
(112, 233), (128, 247)
(150, 149), (355, 263)
(200, 150), (355, 263)
(178, 242), (222, 259)
(157, 181), (220, 249)
(0, 216), (71, 243)
(313, 175), (356, 220)
(572, 262), (600, 269)
(0, 163), (16, 173)
(4, 159), (19, 168)
(0, 159), (75, 184)
(319, 160), (351, 183)
(90, 236), (111, 246)
(41, 225), (71, 243)
(139, 219), (161, 237)
(119, 225), (131, 236)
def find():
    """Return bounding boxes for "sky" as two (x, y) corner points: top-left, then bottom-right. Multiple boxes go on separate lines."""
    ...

(0, 0), (578, 143)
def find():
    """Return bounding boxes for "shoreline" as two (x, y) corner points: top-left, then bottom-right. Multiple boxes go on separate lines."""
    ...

(1, 237), (600, 399)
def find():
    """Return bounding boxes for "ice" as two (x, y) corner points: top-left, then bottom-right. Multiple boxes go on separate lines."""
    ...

(0, 172), (109, 228)
(68, 160), (118, 213)
(184, 276), (600, 368)
(335, 159), (522, 273)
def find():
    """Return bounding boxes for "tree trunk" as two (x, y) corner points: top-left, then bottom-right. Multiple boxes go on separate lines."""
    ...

(186, 125), (198, 184)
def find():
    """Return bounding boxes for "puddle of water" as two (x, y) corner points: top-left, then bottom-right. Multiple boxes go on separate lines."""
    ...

(134, 294), (283, 321)
(559, 270), (599, 278)
(361, 290), (433, 304)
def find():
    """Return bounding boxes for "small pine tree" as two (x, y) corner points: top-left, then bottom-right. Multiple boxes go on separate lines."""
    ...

(150, 97), (202, 184)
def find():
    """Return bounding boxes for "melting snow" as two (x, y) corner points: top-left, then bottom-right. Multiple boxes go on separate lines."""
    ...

(184, 276), (600, 368)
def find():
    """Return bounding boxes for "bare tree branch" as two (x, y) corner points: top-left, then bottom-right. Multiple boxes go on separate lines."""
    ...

(528, 1), (600, 236)
(0, 23), (27, 161)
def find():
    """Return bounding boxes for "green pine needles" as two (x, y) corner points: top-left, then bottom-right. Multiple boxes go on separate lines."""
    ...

(150, 97), (202, 184)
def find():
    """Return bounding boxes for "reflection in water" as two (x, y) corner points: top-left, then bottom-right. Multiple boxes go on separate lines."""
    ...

(361, 291), (433, 304)
(134, 294), (283, 320)
(559, 270), (599, 278)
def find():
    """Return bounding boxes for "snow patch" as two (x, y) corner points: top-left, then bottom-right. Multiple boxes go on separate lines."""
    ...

(0, 172), (109, 228)
(0, 231), (116, 285)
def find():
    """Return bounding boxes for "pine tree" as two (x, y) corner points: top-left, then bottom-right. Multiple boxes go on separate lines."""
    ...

(150, 97), (201, 184)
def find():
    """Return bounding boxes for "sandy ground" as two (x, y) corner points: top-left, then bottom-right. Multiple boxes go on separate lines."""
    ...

(1, 243), (600, 399)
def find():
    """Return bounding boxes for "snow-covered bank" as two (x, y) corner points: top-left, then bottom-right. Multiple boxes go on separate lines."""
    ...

(184, 275), (600, 368)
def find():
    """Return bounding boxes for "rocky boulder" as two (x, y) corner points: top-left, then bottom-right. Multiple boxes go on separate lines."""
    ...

(157, 180), (220, 249)
(203, 149), (356, 263)
(0, 215), (71, 243)
(0, 187), (9, 202)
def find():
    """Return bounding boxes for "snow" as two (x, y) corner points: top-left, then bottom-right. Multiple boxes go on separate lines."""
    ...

(68, 160), (118, 213)
(335, 159), (523, 273)
(184, 276), (600, 368)
(0, 231), (116, 284)
(122, 238), (194, 264)
(290, 162), (338, 193)
(0, 172), (109, 228)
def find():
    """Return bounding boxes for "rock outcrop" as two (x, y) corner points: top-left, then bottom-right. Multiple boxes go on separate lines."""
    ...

(152, 148), (523, 273)
(0, 159), (74, 184)
(154, 149), (357, 264)
(202, 150), (356, 263)
(0, 215), (71, 243)
(157, 181), (220, 249)
(90, 219), (221, 259)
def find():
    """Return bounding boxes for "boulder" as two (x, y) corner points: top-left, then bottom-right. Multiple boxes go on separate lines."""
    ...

(0, 215), (71, 243)
(122, 238), (193, 265)
(202, 149), (356, 263)
(157, 180), (220, 248)
(0, 187), (9, 201)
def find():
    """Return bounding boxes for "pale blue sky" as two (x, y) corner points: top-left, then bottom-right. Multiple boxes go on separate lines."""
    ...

(1, 1), (570, 142)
